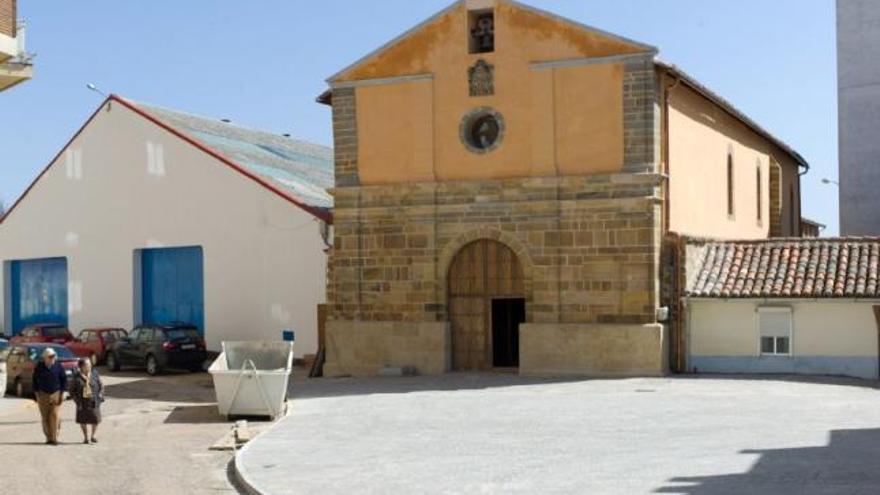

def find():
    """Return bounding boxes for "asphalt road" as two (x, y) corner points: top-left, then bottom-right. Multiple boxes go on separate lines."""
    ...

(0, 369), (246, 495)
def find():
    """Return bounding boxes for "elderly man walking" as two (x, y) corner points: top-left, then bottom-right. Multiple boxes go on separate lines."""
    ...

(32, 347), (68, 445)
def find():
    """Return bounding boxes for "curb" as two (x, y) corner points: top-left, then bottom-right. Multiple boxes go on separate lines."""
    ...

(231, 403), (294, 495)
(233, 450), (263, 495)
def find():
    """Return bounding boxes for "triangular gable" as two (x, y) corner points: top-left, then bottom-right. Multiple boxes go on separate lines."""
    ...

(2, 96), (333, 228)
(328, 0), (655, 83)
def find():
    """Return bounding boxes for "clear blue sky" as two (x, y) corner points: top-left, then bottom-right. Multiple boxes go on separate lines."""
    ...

(1, 1), (839, 233)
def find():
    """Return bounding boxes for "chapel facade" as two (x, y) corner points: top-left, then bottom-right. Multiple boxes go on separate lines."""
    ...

(318, 0), (806, 376)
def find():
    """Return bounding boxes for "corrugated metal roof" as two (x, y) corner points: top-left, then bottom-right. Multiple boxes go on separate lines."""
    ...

(686, 238), (880, 299)
(134, 102), (334, 213)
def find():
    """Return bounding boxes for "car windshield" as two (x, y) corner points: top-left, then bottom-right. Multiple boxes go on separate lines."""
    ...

(164, 328), (200, 341)
(42, 326), (69, 337)
(103, 330), (123, 342)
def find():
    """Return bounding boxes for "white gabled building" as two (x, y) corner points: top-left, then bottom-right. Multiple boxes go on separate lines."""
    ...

(0, 95), (333, 357)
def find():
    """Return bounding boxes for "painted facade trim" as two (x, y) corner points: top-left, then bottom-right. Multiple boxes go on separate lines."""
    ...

(690, 355), (878, 380)
(330, 73), (434, 90)
(529, 51), (655, 71)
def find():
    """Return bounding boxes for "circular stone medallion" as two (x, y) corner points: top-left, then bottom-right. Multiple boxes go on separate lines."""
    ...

(460, 108), (505, 154)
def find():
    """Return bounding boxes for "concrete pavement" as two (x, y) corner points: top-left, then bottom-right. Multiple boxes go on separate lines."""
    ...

(236, 374), (880, 495)
(0, 370), (249, 495)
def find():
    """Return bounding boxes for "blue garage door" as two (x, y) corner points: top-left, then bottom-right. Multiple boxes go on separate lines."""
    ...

(9, 257), (68, 335)
(141, 247), (204, 334)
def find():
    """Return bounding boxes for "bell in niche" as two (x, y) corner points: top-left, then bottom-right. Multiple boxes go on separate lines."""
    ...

(471, 14), (495, 53)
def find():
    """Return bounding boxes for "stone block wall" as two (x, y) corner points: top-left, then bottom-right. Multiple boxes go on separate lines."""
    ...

(769, 160), (783, 237)
(520, 323), (667, 376)
(623, 56), (660, 174)
(324, 321), (450, 376)
(329, 173), (664, 327)
(331, 88), (358, 187)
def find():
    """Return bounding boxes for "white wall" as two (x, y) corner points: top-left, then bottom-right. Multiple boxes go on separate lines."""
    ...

(688, 299), (879, 379)
(690, 300), (878, 357)
(0, 101), (327, 357)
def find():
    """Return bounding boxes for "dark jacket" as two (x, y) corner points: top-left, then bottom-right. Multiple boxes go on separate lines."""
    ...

(32, 360), (68, 394)
(70, 369), (103, 409)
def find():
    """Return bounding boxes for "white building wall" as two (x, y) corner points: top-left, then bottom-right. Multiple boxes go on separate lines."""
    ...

(838, 0), (880, 235)
(0, 100), (327, 357)
(688, 299), (879, 379)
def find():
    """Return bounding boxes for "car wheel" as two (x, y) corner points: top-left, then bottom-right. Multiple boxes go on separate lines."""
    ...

(89, 353), (98, 366)
(146, 355), (160, 376)
(14, 378), (24, 398)
(106, 352), (120, 372)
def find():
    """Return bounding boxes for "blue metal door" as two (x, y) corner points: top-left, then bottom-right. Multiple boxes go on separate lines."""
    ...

(141, 247), (204, 334)
(9, 257), (68, 335)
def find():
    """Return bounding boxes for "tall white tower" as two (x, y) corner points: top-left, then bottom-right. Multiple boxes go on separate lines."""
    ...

(838, 0), (880, 235)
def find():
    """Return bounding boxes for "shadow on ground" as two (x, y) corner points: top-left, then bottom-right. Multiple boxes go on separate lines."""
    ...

(163, 404), (226, 424)
(682, 372), (880, 390)
(102, 371), (215, 403)
(655, 428), (880, 494)
(290, 372), (594, 400)
(290, 371), (880, 401)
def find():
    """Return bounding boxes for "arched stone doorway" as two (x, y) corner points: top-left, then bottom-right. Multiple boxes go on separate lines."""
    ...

(447, 239), (525, 370)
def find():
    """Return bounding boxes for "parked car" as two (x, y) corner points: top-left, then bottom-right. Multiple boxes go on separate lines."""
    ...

(106, 323), (207, 376)
(10, 323), (75, 345)
(5, 344), (78, 397)
(66, 328), (127, 365)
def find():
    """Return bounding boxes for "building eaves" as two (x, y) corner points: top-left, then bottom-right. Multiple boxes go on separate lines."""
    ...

(656, 59), (809, 171)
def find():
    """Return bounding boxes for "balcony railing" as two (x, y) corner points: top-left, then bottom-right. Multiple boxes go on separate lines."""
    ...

(11, 21), (31, 64)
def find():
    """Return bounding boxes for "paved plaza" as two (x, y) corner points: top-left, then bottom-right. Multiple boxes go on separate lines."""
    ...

(238, 374), (880, 495)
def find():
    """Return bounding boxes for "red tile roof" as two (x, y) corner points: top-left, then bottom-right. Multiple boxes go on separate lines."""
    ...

(686, 238), (880, 299)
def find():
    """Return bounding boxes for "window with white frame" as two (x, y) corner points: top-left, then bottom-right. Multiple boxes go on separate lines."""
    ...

(758, 307), (792, 355)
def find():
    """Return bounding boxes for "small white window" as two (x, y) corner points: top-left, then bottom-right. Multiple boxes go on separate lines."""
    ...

(758, 307), (792, 356)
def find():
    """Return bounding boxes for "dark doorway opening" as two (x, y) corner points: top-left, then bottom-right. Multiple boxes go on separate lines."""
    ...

(492, 298), (524, 368)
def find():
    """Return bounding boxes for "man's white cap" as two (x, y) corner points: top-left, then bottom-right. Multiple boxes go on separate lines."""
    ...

(42, 348), (57, 358)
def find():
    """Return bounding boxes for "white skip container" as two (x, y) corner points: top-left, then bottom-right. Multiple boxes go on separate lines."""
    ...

(208, 341), (293, 420)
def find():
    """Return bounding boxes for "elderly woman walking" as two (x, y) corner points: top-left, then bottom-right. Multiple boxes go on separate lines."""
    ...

(70, 358), (103, 444)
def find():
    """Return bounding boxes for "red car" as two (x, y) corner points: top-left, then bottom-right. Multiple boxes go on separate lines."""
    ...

(10, 323), (75, 345)
(66, 327), (128, 365)
(5, 344), (78, 397)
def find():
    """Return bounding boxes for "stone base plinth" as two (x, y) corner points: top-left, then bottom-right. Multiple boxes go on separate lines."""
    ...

(323, 321), (451, 377)
(520, 323), (668, 376)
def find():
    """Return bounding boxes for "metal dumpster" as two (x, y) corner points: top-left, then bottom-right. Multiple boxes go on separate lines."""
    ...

(208, 341), (293, 420)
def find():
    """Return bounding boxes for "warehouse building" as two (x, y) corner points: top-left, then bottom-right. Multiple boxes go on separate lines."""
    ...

(0, 95), (332, 357)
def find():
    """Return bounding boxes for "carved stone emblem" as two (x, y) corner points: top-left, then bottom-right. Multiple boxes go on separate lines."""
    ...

(468, 59), (494, 97)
